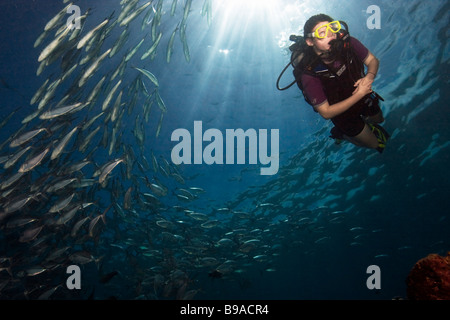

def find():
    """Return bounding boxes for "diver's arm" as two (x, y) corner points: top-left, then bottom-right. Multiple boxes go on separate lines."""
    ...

(364, 51), (379, 78)
(354, 52), (379, 90)
(315, 83), (372, 120)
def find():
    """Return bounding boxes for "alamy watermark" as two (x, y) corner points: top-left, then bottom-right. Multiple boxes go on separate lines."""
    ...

(67, 4), (380, 31)
(171, 121), (279, 176)
(366, 5), (381, 30)
(366, 265), (381, 290)
(66, 265), (81, 289)
(66, 4), (81, 30)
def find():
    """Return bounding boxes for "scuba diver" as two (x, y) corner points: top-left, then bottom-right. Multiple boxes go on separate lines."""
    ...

(277, 14), (390, 153)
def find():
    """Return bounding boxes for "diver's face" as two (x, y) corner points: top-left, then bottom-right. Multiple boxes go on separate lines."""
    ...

(306, 21), (337, 54)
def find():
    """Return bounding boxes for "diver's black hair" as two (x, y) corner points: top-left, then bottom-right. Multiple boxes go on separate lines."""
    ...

(299, 14), (341, 71)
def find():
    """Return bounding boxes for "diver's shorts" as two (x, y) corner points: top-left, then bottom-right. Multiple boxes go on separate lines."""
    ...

(331, 95), (382, 137)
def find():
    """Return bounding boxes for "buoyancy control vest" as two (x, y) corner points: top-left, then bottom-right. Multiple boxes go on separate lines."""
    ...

(292, 28), (366, 108)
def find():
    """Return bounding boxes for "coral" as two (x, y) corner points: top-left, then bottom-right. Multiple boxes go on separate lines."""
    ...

(406, 252), (450, 300)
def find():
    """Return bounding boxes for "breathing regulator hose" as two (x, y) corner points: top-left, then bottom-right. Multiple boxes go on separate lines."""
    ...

(276, 34), (306, 91)
(276, 61), (296, 91)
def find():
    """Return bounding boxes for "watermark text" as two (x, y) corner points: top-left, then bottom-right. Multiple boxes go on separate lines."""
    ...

(367, 5), (381, 30)
(66, 265), (81, 289)
(171, 121), (279, 175)
(366, 265), (381, 289)
(66, 5), (81, 30)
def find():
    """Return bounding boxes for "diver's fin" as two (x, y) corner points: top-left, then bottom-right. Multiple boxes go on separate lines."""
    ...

(330, 126), (344, 145)
(369, 123), (390, 153)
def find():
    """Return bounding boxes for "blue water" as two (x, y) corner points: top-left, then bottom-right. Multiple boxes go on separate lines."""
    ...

(0, 0), (449, 300)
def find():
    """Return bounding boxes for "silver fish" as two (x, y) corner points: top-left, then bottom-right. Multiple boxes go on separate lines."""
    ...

(201, 220), (220, 229)
(156, 111), (164, 138)
(71, 216), (90, 237)
(79, 126), (101, 153)
(156, 219), (173, 228)
(111, 57), (127, 81)
(21, 109), (42, 124)
(78, 49), (112, 87)
(187, 212), (209, 221)
(69, 251), (94, 265)
(19, 147), (50, 172)
(49, 193), (75, 213)
(45, 246), (71, 262)
(150, 182), (167, 197)
(155, 89), (167, 112)
(119, 1), (152, 27)
(167, 25), (179, 64)
(117, 0), (139, 24)
(3, 195), (35, 214)
(110, 91), (123, 123)
(19, 225), (43, 243)
(56, 205), (80, 225)
(38, 26), (71, 62)
(141, 5), (154, 31)
(201, 0), (212, 26)
(34, 29), (50, 48)
(88, 206), (109, 237)
(0, 107), (21, 131)
(134, 67), (159, 87)
(45, 177), (78, 193)
(102, 80), (122, 111)
(171, 0), (178, 16)
(37, 285), (61, 300)
(0, 171), (24, 190)
(6, 218), (37, 228)
(108, 126), (119, 156)
(61, 160), (91, 175)
(26, 267), (47, 277)
(86, 76), (106, 105)
(182, 35), (190, 63)
(182, 0), (192, 25)
(109, 28), (129, 58)
(51, 126), (79, 160)
(77, 19), (109, 50)
(125, 38), (145, 62)
(123, 186), (133, 210)
(4, 146), (32, 169)
(38, 78), (61, 109)
(82, 112), (104, 132)
(99, 158), (125, 184)
(44, 3), (73, 31)
(141, 32), (162, 60)
(30, 78), (50, 105)
(39, 102), (85, 120)
(61, 63), (78, 83)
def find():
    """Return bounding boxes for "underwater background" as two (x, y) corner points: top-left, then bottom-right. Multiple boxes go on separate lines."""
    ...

(0, 0), (448, 300)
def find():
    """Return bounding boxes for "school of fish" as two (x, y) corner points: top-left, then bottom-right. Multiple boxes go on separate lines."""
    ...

(0, 0), (212, 300)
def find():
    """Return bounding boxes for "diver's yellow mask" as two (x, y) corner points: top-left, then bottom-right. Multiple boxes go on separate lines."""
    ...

(307, 21), (341, 39)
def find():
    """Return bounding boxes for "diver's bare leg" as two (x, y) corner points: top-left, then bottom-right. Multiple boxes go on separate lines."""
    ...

(344, 124), (379, 149)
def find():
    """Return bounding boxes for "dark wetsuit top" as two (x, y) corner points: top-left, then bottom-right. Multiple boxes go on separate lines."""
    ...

(298, 37), (378, 137)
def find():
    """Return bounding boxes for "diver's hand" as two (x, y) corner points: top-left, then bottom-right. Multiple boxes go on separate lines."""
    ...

(355, 75), (375, 87)
(352, 80), (372, 97)
(352, 75), (375, 94)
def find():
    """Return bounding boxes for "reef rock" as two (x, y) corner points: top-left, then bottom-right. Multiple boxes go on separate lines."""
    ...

(406, 252), (450, 300)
